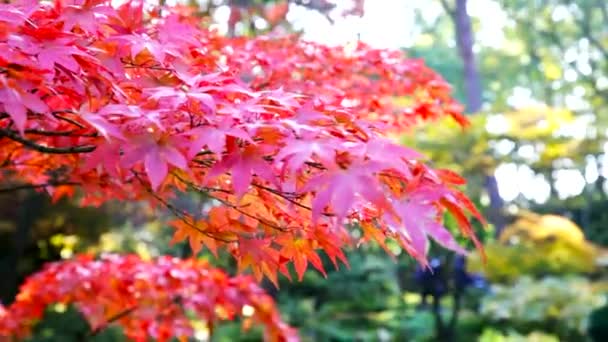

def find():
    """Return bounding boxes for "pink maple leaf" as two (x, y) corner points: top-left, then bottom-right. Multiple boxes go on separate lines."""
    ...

(121, 135), (190, 190)
(112, 33), (180, 63)
(80, 140), (123, 178)
(303, 163), (390, 222)
(274, 136), (339, 172)
(0, 4), (28, 25)
(80, 104), (125, 140)
(157, 14), (201, 47)
(60, 2), (115, 33)
(209, 145), (276, 198)
(385, 195), (467, 265)
(34, 39), (90, 72)
(97, 104), (163, 130)
(0, 85), (48, 134)
(146, 86), (216, 115)
(184, 124), (251, 158)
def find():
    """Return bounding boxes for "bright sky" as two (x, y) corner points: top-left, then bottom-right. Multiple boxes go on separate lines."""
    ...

(288, 0), (417, 49)
(288, 0), (508, 50)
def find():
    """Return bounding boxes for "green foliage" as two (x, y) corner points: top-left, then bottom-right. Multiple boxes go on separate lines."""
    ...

(500, 0), (608, 120)
(24, 304), (270, 342)
(275, 249), (407, 341)
(468, 213), (600, 281)
(480, 276), (606, 340)
(212, 323), (265, 342)
(468, 241), (596, 282)
(533, 198), (608, 247)
(478, 328), (559, 342)
(398, 311), (436, 342)
(588, 302), (608, 342)
(24, 305), (126, 342)
(0, 194), (118, 302)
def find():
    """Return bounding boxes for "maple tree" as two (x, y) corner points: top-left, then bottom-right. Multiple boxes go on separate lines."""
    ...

(0, 0), (483, 340)
(0, 254), (297, 341)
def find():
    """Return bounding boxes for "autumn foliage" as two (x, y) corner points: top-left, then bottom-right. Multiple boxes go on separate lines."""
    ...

(0, 254), (297, 341)
(0, 0), (482, 340)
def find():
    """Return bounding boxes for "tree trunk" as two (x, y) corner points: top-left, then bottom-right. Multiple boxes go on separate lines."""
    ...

(453, 0), (483, 113)
(484, 174), (506, 235)
(443, 0), (506, 234)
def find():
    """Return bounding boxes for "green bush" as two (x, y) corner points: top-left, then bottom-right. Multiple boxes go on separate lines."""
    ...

(480, 276), (606, 340)
(468, 214), (600, 282)
(24, 305), (126, 342)
(478, 328), (559, 342)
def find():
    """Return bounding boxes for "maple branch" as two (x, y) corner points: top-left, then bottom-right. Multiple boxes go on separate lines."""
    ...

(122, 60), (174, 72)
(251, 182), (335, 217)
(191, 157), (331, 217)
(170, 173), (292, 233)
(0, 128), (96, 154)
(89, 305), (138, 336)
(0, 145), (20, 167)
(0, 110), (86, 130)
(261, 154), (327, 171)
(0, 182), (79, 193)
(210, 193), (292, 233)
(195, 150), (215, 156)
(132, 171), (237, 243)
(192, 158), (215, 168)
(52, 111), (87, 129)
(24, 129), (97, 137)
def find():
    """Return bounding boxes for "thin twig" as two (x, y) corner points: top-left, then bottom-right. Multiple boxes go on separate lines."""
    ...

(171, 172), (292, 232)
(132, 171), (236, 243)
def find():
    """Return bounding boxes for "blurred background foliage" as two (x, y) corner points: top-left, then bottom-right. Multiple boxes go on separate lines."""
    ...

(2, 0), (608, 341)
(467, 212), (606, 281)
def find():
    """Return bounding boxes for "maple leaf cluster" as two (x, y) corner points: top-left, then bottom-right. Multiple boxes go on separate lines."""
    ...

(223, 36), (468, 130)
(0, 254), (297, 341)
(0, 0), (483, 340)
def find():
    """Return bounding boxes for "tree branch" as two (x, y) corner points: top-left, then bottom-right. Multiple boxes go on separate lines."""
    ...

(290, 0), (335, 14)
(0, 128), (96, 154)
(132, 171), (237, 243)
(170, 172), (293, 233)
(0, 182), (79, 193)
(438, 0), (455, 18)
(89, 305), (138, 336)
(52, 111), (87, 129)
(24, 129), (97, 137)
(431, 294), (446, 339)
